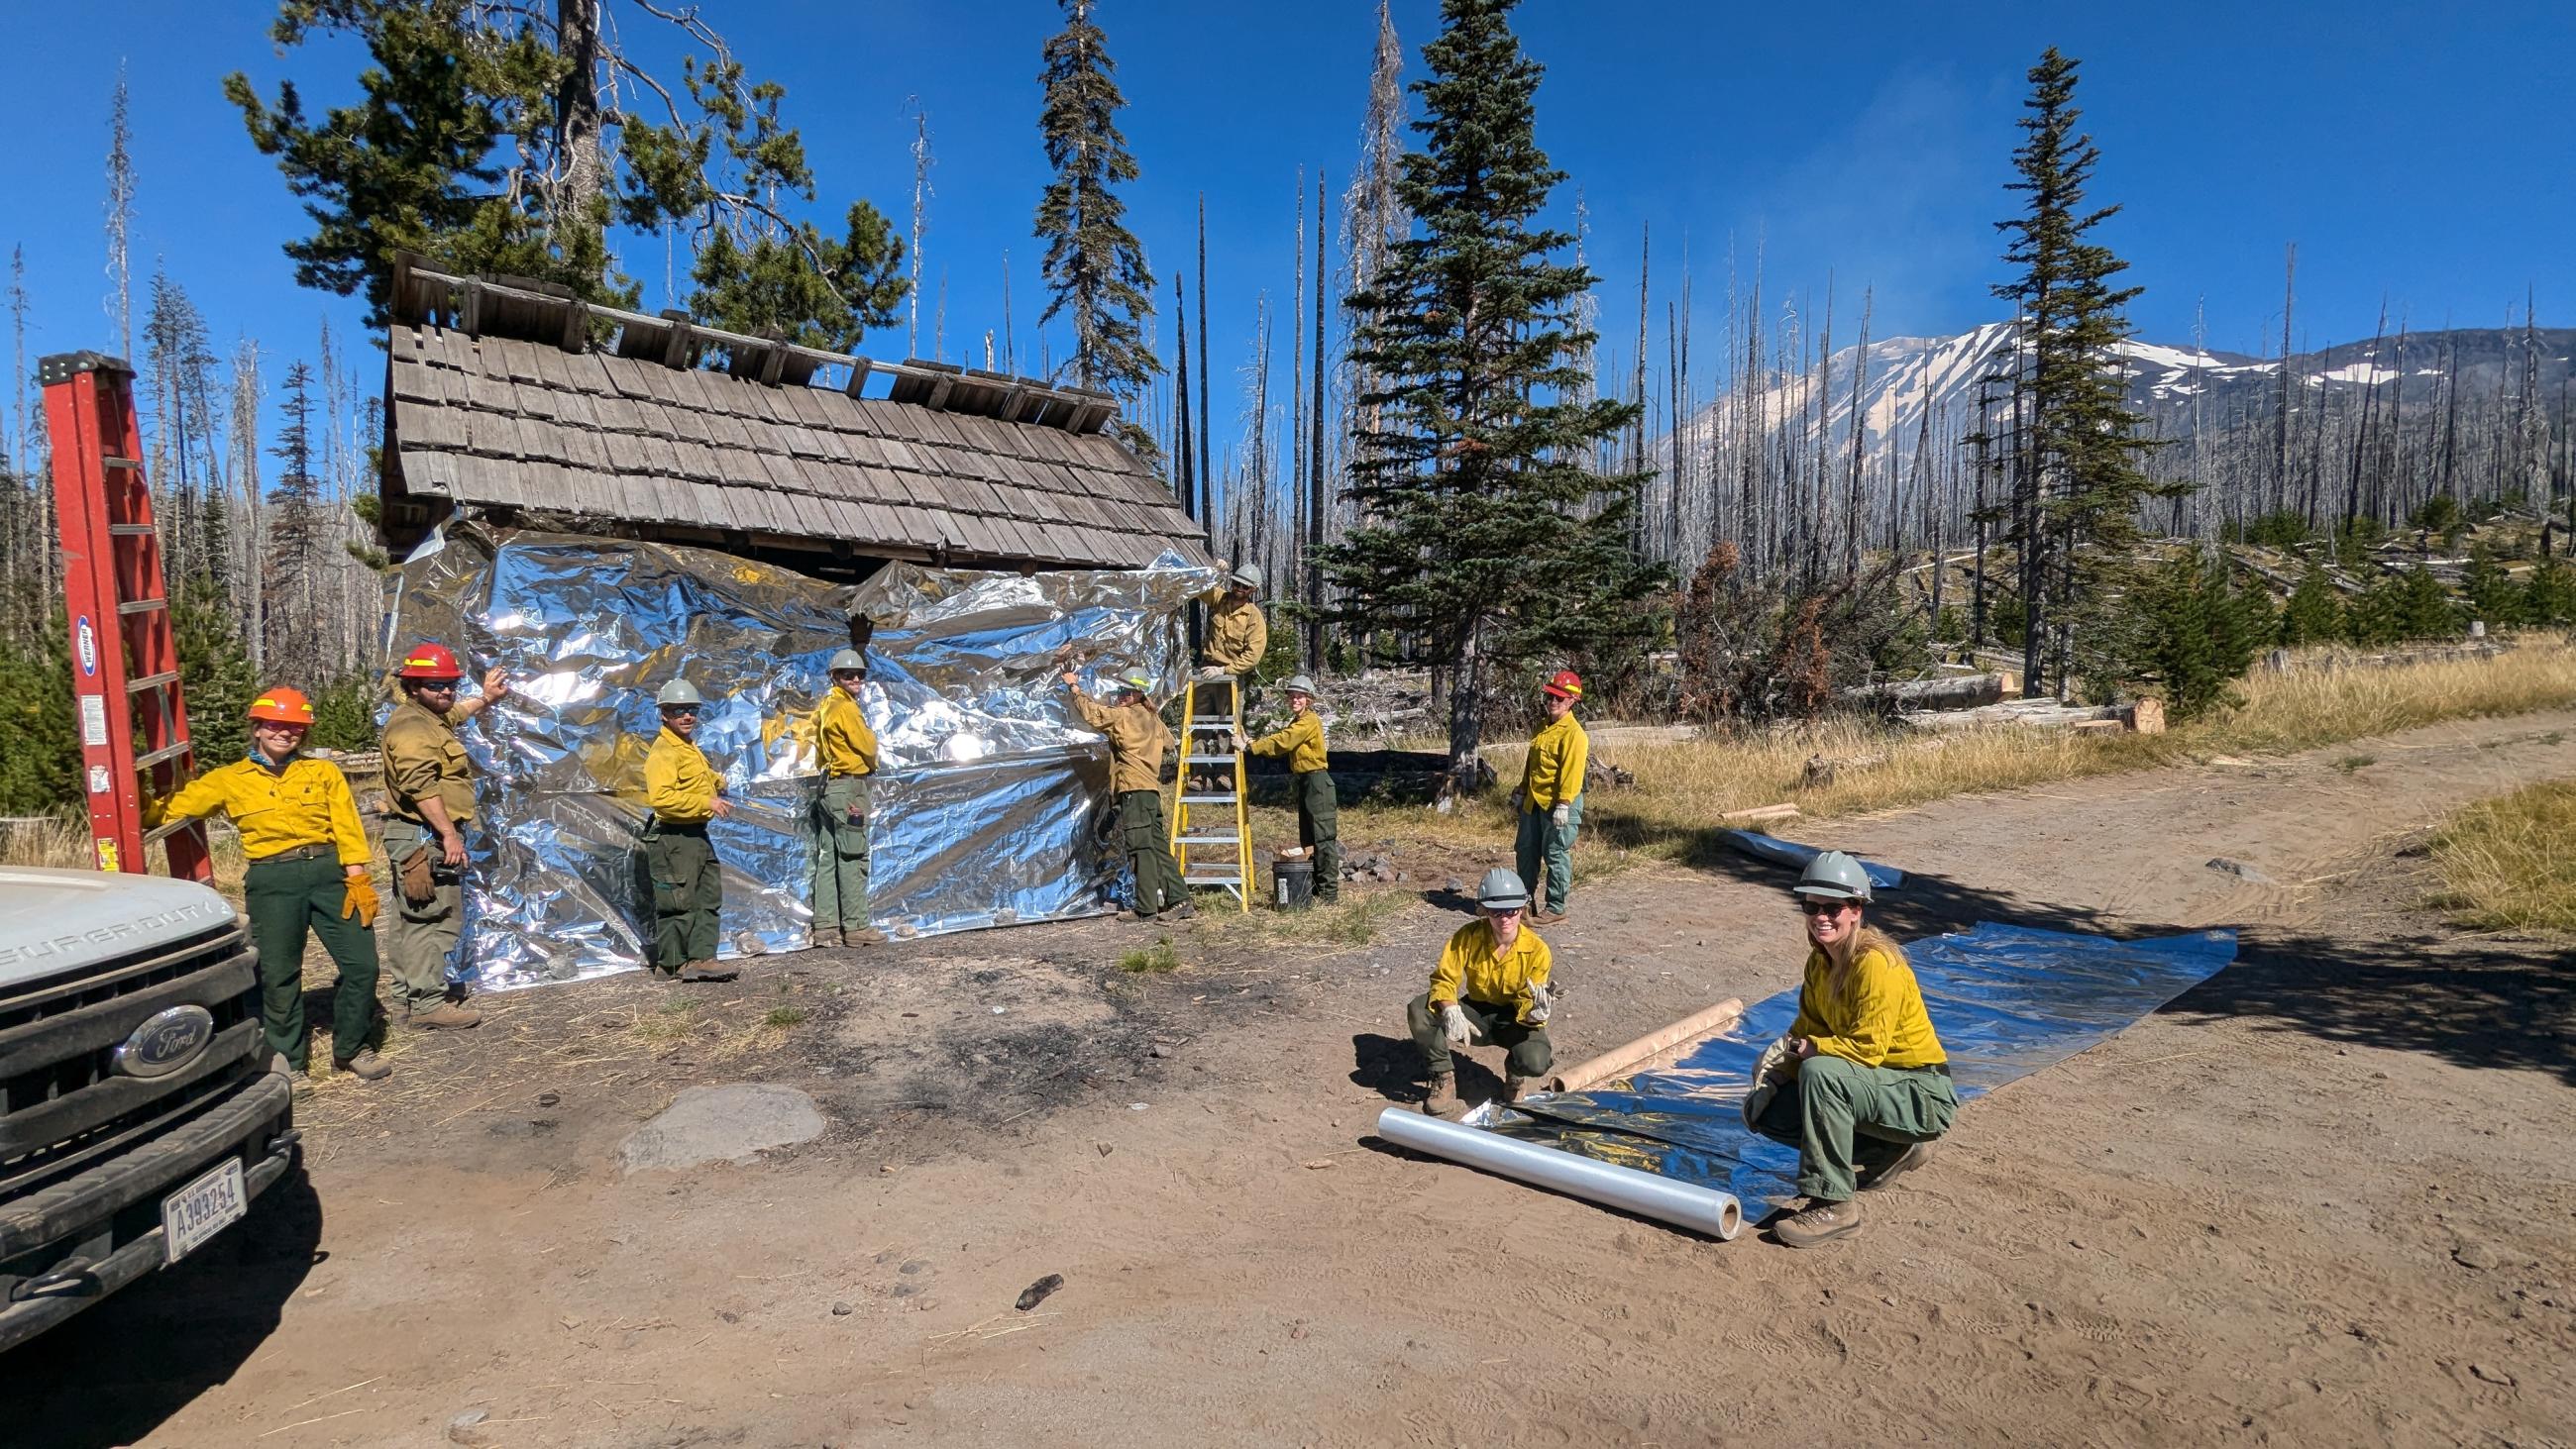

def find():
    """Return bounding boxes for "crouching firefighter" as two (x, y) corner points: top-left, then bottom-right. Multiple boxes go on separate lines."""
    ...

(147, 688), (390, 1081)
(1238, 673), (1339, 903)
(643, 679), (737, 983)
(1062, 667), (1192, 922)
(1747, 850), (1954, 1249)
(1409, 867), (1556, 1115)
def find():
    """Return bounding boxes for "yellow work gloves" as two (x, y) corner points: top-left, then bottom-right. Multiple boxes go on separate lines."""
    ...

(342, 871), (381, 928)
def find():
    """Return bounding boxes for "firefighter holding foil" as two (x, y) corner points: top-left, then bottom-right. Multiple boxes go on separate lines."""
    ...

(379, 641), (505, 1029)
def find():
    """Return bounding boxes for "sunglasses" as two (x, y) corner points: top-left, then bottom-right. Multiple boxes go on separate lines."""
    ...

(1796, 898), (1860, 916)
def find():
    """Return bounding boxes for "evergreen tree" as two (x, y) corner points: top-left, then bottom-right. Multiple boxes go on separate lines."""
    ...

(2523, 558), (2576, 629)
(2458, 545), (2523, 631)
(1318, 0), (1663, 776)
(0, 613), (79, 814)
(2278, 563), (2344, 647)
(171, 579), (258, 768)
(1989, 49), (2173, 696)
(268, 360), (326, 669)
(1032, 0), (1160, 453)
(2131, 551), (2260, 720)
(226, 0), (905, 339)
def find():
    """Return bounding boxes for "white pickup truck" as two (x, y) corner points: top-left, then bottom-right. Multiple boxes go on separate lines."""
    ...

(0, 866), (298, 1352)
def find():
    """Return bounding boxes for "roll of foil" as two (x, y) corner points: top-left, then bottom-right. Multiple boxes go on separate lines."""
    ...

(383, 522), (1217, 991)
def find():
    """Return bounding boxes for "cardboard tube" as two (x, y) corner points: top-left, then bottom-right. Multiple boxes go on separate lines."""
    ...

(1547, 997), (1745, 1093)
(1377, 1108), (1744, 1242)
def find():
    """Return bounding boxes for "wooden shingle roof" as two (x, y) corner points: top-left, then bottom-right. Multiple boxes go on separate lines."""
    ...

(378, 262), (1210, 572)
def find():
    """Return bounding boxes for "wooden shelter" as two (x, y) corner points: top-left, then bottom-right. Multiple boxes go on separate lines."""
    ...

(377, 259), (1211, 575)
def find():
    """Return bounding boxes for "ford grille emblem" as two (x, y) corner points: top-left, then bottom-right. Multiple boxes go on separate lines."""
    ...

(113, 1005), (216, 1079)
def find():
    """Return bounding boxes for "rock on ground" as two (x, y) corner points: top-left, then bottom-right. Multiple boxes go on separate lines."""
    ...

(618, 1083), (826, 1174)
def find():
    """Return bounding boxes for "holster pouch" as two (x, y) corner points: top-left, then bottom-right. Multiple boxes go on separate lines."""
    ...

(397, 844), (439, 905)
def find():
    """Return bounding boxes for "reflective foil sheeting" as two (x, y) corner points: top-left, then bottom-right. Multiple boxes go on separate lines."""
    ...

(1717, 829), (1905, 889)
(383, 523), (1216, 991)
(1473, 923), (2236, 1210)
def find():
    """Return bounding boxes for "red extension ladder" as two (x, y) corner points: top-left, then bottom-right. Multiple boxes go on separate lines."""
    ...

(42, 351), (211, 881)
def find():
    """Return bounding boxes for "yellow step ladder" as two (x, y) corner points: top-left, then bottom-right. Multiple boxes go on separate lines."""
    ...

(1169, 678), (1252, 911)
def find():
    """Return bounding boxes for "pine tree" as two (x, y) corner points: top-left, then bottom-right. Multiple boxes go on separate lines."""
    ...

(1318, 0), (1663, 778)
(1032, 0), (1159, 455)
(2458, 544), (2523, 631)
(2278, 564), (2344, 646)
(226, 0), (905, 337)
(268, 361), (326, 670)
(2522, 558), (2576, 628)
(1989, 49), (2173, 697)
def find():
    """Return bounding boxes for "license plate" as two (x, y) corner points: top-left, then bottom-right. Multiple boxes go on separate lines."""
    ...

(161, 1159), (248, 1263)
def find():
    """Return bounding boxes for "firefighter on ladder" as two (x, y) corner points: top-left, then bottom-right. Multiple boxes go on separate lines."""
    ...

(1192, 565), (1268, 795)
(378, 642), (504, 1029)
(145, 688), (392, 1082)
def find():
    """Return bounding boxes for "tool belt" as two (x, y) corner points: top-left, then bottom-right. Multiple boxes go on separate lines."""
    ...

(253, 843), (336, 866)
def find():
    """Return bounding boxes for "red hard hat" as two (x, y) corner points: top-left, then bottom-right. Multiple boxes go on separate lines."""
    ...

(248, 687), (316, 725)
(398, 643), (464, 679)
(1543, 670), (1584, 701)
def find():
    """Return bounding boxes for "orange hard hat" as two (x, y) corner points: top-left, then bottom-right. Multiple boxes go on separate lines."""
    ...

(248, 687), (316, 725)
(1543, 670), (1584, 701)
(398, 643), (463, 679)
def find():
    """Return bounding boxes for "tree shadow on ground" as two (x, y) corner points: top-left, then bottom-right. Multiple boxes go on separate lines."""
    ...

(1684, 835), (2576, 1087)
(0, 1166), (325, 1447)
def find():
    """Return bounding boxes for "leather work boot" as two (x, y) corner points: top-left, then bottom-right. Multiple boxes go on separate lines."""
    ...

(1772, 1196), (1863, 1249)
(845, 927), (887, 947)
(1530, 908), (1568, 927)
(334, 1050), (392, 1082)
(1861, 1141), (1936, 1191)
(1502, 1075), (1536, 1104)
(679, 961), (739, 983)
(409, 1000), (483, 1030)
(1421, 1073), (1459, 1116)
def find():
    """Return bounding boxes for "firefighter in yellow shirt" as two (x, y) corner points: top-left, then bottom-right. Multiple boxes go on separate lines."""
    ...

(643, 678), (735, 982)
(1239, 673), (1338, 903)
(1063, 667), (1191, 921)
(1748, 851), (1954, 1250)
(1406, 868), (1554, 1115)
(146, 688), (389, 1081)
(811, 648), (885, 948)
(1517, 670), (1590, 924)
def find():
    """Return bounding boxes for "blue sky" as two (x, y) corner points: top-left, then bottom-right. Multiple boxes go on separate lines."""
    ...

(2, 0), (2569, 471)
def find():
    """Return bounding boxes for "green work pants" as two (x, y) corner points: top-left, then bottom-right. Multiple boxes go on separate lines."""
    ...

(1296, 770), (1342, 902)
(1752, 1055), (1958, 1201)
(1118, 789), (1188, 917)
(378, 817), (464, 1007)
(812, 775), (874, 933)
(1407, 992), (1553, 1081)
(1516, 795), (1582, 914)
(644, 824), (722, 971)
(244, 853), (380, 1071)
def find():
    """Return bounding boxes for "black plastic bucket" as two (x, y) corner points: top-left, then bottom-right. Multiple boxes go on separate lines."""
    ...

(1272, 857), (1315, 911)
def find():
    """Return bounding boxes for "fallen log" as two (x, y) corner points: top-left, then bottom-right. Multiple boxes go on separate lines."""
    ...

(1841, 673), (2006, 712)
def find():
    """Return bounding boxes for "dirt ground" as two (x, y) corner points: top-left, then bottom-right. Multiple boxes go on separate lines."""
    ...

(7, 711), (2574, 1448)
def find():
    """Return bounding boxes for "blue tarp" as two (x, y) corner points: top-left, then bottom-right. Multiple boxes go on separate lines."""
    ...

(1480, 923), (2237, 1210)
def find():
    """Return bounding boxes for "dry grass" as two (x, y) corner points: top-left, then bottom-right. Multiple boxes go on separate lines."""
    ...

(1346, 634), (2576, 873)
(2427, 778), (2576, 935)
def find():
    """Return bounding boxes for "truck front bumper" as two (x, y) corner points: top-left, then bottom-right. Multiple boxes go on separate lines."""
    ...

(0, 1068), (296, 1354)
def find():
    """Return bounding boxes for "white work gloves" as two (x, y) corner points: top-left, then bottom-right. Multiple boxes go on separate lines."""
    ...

(1195, 664), (1230, 681)
(1233, 728), (1248, 749)
(1525, 980), (1553, 1025)
(1551, 802), (1570, 828)
(1440, 1002), (1474, 1051)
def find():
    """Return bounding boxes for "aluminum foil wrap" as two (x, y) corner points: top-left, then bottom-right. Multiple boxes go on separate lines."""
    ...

(1470, 923), (2237, 1211)
(384, 523), (1215, 990)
